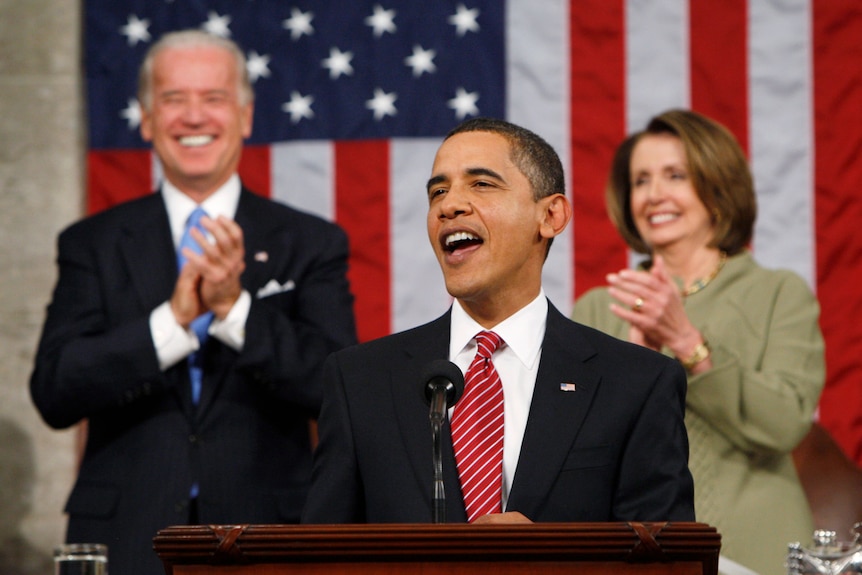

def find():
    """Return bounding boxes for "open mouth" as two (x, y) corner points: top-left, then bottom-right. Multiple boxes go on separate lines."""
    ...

(443, 231), (483, 253)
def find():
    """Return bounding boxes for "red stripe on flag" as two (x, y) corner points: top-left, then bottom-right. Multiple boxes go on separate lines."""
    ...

(87, 150), (152, 215)
(813, 3), (862, 463)
(238, 144), (271, 198)
(334, 140), (391, 342)
(570, 0), (628, 298)
(689, 0), (750, 153)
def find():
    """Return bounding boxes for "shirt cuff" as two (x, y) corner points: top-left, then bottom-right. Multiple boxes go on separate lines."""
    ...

(209, 289), (250, 351)
(150, 301), (199, 371)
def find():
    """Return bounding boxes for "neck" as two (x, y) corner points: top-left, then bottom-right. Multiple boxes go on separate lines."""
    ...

(457, 287), (541, 330)
(172, 173), (236, 204)
(655, 246), (724, 292)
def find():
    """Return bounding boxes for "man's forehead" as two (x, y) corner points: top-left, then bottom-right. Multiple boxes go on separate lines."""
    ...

(433, 134), (513, 173)
(153, 63), (236, 94)
(443, 130), (509, 148)
(154, 47), (233, 75)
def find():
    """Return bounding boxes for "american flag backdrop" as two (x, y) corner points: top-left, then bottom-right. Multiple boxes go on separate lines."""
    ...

(85, 1), (862, 463)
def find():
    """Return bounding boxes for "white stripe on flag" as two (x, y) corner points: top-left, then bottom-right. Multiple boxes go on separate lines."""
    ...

(508, 0), (572, 310)
(749, 0), (815, 288)
(391, 138), (451, 332)
(625, 0), (690, 133)
(272, 140), (335, 222)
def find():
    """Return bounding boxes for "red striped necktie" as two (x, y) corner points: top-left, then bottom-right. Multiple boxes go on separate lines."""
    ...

(451, 330), (505, 522)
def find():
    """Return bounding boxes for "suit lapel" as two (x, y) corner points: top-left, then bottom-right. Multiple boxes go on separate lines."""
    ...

(389, 312), (468, 522)
(118, 194), (176, 313)
(117, 194), (194, 414)
(383, 305), (603, 521)
(233, 189), (278, 294)
(506, 305), (601, 518)
(196, 189), (273, 414)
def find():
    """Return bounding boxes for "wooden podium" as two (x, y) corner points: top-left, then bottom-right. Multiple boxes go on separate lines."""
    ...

(153, 522), (720, 575)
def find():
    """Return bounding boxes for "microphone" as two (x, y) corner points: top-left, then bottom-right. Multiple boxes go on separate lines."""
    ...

(420, 359), (465, 524)
(421, 359), (465, 425)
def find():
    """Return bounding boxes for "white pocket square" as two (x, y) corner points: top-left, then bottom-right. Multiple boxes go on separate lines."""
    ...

(256, 279), (296, 299)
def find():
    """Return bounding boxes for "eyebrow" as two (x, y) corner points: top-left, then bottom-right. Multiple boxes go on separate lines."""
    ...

(425, 167), (505, 193)
(466, 167), (504, 181)
(426, 174), (446, 193)
(158, 88), (231, 98)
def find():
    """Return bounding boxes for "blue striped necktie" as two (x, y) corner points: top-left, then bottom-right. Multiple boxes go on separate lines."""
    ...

(176, 206), (213, 405)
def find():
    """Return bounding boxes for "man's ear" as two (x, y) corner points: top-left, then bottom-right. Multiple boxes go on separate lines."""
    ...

(241, 102), (254, 139)
(140, 107), (152, 142)
(538, 194), (572, 240)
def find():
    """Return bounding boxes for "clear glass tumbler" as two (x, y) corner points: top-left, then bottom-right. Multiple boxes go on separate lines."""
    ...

(53, 543), (108, 575)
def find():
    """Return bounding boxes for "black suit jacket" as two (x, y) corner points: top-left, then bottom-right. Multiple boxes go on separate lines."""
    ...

(302, 303), (694, 523)
(30, 188), (357, 575)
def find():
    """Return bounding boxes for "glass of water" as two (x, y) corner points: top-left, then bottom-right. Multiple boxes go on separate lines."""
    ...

(54, 543), (108, 575)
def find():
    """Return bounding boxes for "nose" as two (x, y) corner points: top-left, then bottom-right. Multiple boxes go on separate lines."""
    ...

(180, 97), (206, 125)
(437, 184), (472, 219)
(644, 178), (665, 203)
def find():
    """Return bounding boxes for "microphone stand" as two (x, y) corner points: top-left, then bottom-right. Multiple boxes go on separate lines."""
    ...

(429, 384), (448, 524)
(422, 359), (464, 525)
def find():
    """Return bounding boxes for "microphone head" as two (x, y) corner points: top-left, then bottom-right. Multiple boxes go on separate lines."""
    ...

(420, 359), (466, 407)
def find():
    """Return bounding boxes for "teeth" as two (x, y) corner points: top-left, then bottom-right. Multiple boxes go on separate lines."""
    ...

(445, 231), (479, 246)
(649, 213), (678, 224)
(179, 135), (213, 147)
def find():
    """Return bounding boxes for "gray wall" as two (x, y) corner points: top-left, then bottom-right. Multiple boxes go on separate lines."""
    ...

(0, 0), (84, 569)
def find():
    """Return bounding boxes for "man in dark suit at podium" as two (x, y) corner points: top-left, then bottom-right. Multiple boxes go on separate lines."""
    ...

(302, 117), (694, 524)
(30, 30), (356, 575)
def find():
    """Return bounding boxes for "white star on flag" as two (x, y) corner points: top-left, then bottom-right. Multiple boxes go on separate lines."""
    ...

(365, 5), (397, 38)
(448, 87), (480, 119)
(449, 4), (480, 37)
(119, 14), (151, 46)
(247, 51), (271, 83)
(405, 45), (437, 77)
(282, 91), (315, 124)
(203, 11), (231, 37)
(322, 47), (354, 79)
(366, 88), (397, 120)
(120, 99), (141, 130)
(283, 8), (314, 41)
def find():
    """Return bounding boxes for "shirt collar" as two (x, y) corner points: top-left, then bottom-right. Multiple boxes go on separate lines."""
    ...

(162, 174), (242, 245)
(450, 290), (547, 370)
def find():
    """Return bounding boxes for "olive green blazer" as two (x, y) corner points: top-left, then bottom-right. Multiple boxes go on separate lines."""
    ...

(574, 251), (825, 575)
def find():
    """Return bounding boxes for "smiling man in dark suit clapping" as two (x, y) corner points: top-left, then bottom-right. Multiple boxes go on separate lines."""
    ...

(30, 29), (356, 575)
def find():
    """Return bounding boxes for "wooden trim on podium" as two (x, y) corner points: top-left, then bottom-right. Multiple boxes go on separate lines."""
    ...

(154, 522), (720, 575)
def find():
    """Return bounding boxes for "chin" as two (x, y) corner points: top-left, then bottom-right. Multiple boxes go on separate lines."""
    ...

(445, 280), (490, 306)
(442, 279), (475, 301)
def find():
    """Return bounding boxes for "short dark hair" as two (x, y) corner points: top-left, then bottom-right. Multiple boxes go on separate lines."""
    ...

(445, 117), (566, 200)
(606, 109), (757, 255)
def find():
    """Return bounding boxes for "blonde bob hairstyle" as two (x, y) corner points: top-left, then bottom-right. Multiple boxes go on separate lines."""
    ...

(606, 109), (757, 255)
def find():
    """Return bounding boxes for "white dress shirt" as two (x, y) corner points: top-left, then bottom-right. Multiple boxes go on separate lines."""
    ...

(448, 290), (547, 510)
(149, 174), (252, 370)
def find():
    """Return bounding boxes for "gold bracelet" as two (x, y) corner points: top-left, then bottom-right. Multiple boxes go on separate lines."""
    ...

(679, 340), (710, 371)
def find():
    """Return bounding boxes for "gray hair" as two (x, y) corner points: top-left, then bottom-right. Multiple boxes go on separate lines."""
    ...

(137, 29), (253, 111)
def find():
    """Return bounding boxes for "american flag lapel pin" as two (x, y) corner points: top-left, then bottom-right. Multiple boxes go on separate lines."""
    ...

(254, 251), (269, 262)
(560, 382), (576, 392)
